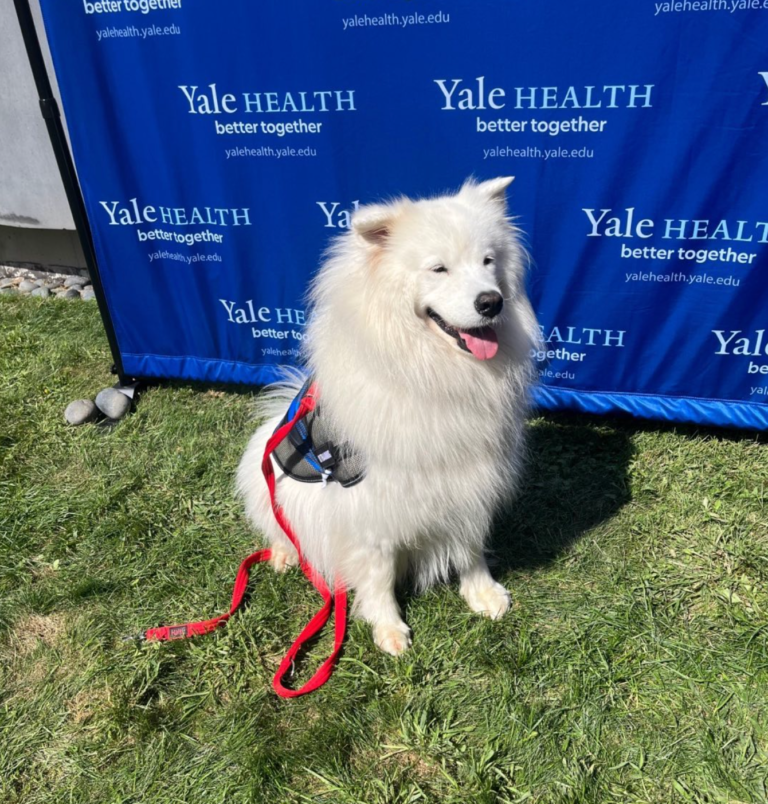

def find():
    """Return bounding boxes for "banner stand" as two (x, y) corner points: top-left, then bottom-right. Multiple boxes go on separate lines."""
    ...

(12, 0), (130, 386)
(13, 2), (768, 430)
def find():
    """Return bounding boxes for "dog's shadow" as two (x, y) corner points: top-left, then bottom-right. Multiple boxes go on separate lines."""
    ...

(489, 412), (635, 573)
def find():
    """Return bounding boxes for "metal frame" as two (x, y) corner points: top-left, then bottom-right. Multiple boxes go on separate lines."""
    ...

(13, 0), (130, 384)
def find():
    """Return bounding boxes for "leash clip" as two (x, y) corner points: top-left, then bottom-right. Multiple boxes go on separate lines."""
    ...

(121, 630), (147, 643)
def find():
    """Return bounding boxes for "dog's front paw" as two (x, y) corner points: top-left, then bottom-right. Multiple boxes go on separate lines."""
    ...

(373, 621), (412, 656)
(268, 542), (298, 573)
(462, 580), (510, 620)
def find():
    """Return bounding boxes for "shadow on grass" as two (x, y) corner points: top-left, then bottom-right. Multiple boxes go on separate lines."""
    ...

(491, 412), (635, 572)
(491, 408), (766, 573)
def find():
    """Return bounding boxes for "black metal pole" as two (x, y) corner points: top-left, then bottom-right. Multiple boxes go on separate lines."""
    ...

(13, 0), (130, 384)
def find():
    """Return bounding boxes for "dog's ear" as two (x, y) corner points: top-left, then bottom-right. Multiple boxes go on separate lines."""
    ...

(352, 203), (400, 247)
(474, 176), (515, 208)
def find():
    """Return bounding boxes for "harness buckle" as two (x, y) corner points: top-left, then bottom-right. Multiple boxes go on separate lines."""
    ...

(314, 442), (337, 471)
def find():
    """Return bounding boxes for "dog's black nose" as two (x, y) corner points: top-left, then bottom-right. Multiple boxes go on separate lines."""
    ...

(474, 292), (503, 319)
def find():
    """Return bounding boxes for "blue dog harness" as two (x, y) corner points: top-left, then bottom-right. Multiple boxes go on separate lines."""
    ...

(271, 378), (365, 488)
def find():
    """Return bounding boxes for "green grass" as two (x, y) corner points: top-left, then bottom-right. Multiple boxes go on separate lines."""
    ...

(1, 295), (768, 804)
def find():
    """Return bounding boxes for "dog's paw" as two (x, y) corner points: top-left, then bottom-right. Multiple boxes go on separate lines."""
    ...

(462, 580), (510, 620)
(373, 621), (412, 656)
(268, 542), (298, 573)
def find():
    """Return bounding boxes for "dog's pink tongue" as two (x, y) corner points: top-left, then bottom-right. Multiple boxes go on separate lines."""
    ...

(459, 327), (499, 360)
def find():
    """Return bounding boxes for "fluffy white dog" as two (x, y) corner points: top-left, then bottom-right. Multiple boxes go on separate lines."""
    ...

(237, 177), (538, 655)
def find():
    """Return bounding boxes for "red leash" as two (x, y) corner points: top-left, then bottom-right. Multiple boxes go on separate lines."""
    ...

(136, 384), (347, 698)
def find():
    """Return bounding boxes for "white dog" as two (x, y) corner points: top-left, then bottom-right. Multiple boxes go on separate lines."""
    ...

(237, 177), (538, 655)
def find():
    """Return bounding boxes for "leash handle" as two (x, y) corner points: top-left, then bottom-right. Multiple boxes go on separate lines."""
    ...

(141, 383), (347, 698)
(143, 548), (272, 641)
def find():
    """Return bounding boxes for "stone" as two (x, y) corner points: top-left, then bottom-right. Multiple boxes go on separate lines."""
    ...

(0, 287), (16, 295)
(61, 288), (81, 299)
(95, 388), (130, 420)
(64, 399), (97, 426)
(64, 275), (87, 288)
(18, 280), (40, 293)
(30, 287), (50, 298)
(81, 288), (96, 301)
(0, 278), (16, 289)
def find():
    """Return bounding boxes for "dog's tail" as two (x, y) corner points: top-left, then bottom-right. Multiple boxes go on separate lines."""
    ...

(253, 365), (310, 423)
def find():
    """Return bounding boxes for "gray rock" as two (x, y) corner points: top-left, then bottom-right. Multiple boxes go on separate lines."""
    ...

(95, 388), (130, 420)
(64, 399), (97, 426)
(0, 278), (16, 289)
(61, 288), (81, 299)
(64, 275), (87, 288)
(30, 286), (51, 298)
(18, 280), (40, 293)
(81, 288), (96, 301)
(0, 287), (17, 295)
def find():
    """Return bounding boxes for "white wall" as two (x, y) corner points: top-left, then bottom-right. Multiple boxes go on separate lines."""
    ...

(0, 0), (74, 230)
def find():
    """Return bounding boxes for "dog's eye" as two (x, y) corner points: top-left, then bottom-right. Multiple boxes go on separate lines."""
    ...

(432, 265), (448, 274)
(483, 256), (495, 266)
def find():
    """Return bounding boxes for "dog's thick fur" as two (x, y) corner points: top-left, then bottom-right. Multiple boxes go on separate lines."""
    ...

(237, 177), (538, 655)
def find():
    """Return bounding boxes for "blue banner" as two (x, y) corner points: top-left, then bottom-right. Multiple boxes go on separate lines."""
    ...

(38, 0), (768, 428)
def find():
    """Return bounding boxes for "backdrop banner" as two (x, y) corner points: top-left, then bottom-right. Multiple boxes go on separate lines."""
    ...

(38, 1), (768, 429)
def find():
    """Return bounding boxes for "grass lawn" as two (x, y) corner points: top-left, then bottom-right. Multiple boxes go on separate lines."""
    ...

(1, 295), (768, 804)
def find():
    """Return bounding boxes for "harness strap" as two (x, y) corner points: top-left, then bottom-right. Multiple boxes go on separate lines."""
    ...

(140, 383), (347, 698)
